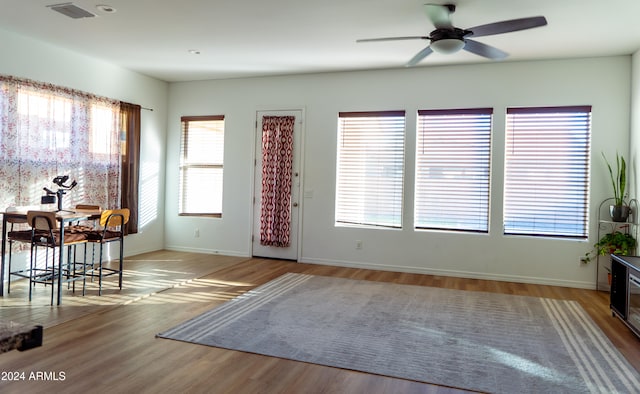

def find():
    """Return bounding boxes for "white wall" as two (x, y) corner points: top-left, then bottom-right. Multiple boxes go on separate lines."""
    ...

(3, 25), (631, 291)
(630, 50), (640, 235)
(167, 56), (631, 289)
(0, 27), (168, 269)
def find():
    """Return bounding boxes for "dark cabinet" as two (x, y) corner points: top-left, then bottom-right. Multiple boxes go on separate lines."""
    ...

(610, 255), (640, 338)
(611, 256), (628, 318)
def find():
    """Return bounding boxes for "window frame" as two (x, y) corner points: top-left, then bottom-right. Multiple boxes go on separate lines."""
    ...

(335, 110), (406, 229)
(503, 105), (592, 239)
(179, 115), (225, 217)
(415, 107), (493, 233)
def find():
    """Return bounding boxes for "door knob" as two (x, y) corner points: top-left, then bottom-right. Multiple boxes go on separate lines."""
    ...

(293, 202), (299, 207)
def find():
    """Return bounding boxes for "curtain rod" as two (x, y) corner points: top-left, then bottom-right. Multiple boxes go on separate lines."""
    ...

(122, 100), (153, 112)
(1, 75), (158, 112)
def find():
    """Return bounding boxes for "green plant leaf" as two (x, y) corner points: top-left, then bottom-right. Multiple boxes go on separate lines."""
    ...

(619, 154), (626, 204)
(593, 231), (637, 257)
(602, 152), (627, 205)
(603, 152), (618, 203)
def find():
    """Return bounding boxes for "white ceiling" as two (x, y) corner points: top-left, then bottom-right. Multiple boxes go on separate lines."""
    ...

(1, 0), (640, 82)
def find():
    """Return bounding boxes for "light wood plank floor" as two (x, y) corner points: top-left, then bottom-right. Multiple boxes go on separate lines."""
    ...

(1, 250), (639, 393)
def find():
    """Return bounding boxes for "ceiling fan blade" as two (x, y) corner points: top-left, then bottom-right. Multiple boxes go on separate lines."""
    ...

(357, 36), (428, 43)
(467, 16), (547, 38)
(424, 4), (454, 29)
(406, 46), (434, 67)
(463, 39), (508, 59)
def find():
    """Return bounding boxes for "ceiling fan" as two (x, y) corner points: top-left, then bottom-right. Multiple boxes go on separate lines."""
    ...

(357, 3), (547, 66)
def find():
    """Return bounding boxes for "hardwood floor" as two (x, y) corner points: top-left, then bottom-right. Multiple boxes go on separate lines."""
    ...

(0, 250), (248, 328)
(1, 250), (639, 393)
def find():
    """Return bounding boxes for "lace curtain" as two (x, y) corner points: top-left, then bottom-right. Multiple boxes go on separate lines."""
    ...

(0, 75), (121, 212)
(259, 116), (295, 247)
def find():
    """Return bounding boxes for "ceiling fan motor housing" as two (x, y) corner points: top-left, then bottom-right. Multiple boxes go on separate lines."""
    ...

(429, 27), (470, 44)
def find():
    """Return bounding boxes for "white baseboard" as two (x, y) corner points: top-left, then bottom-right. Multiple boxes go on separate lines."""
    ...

(164, 245), (250, 258)
(117, 247), (598, 290)
(124, 246), (164, 259)
(300, 257), (596, 290)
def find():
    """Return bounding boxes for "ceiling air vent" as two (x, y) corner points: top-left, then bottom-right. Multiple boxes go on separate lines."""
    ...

(47, 2), (96, 19)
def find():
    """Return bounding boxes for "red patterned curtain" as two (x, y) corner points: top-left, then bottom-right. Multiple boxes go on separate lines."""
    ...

(260, 116), (295, 247)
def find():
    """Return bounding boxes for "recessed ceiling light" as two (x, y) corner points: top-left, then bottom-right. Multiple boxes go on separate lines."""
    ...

(96, 4), (116, 13)
(188, 49), (201, 55)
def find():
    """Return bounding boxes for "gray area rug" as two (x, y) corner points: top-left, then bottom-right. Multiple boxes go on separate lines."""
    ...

(157, 273), (640, 393)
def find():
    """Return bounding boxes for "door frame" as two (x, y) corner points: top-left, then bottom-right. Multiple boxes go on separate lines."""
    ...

(250, 107), (305, 260)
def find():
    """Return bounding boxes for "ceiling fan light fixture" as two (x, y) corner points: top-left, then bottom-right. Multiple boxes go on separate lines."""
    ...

(96, 4), (117, 14)
(430, 38), (465, 54)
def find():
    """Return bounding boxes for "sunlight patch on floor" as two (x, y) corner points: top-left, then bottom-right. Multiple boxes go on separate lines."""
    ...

(123, 259), (184, 263)
(1, 267), (254, 311)
(134, 291), (240, 305)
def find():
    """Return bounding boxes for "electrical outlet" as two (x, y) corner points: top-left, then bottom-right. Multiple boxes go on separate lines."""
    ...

(356, 240), (363, 249)
(194, 228), (200, 238)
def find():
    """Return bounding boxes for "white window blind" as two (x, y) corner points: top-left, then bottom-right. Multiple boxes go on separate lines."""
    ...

(415, 108), (492, 232)
(504, 106), (592, 238)
(179, 115), (224, 216)
(336, 111), (406, 228)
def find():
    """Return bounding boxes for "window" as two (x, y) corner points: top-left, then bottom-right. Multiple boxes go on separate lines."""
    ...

(0, 76), (122, 212)
(335, 111), (405, 228)
(415, 108), (492, 232)
(179, 115), (225, 216)
(91, 102), (119, 156)
(504, 106), (592, 238)
(17, 88), (73, 151)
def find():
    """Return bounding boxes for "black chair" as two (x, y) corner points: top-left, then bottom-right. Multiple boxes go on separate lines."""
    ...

(5, 207), (35, 293)
(26, 211), (88, 304)
(83, 209), (130, 295)
(68, 204), (101, 276)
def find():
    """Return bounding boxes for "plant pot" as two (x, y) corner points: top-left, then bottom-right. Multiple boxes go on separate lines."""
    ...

(610, 205), (630, 222)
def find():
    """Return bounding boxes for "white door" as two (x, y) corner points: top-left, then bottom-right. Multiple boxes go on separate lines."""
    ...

(252, 110), (302, 260)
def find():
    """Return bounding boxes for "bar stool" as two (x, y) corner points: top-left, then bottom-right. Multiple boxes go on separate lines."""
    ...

(26, 211), (89, 304)
(5, 207), (35, 294)
(69, 204), (101, 275)
(83, 209), (129, 295)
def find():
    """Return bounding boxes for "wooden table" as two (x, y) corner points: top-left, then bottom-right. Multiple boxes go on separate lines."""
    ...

(0, 207), (100, 304)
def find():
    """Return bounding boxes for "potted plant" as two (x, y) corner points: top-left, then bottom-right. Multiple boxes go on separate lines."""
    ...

(603, 152), (630, 222)
(584, 230), (637, 263)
